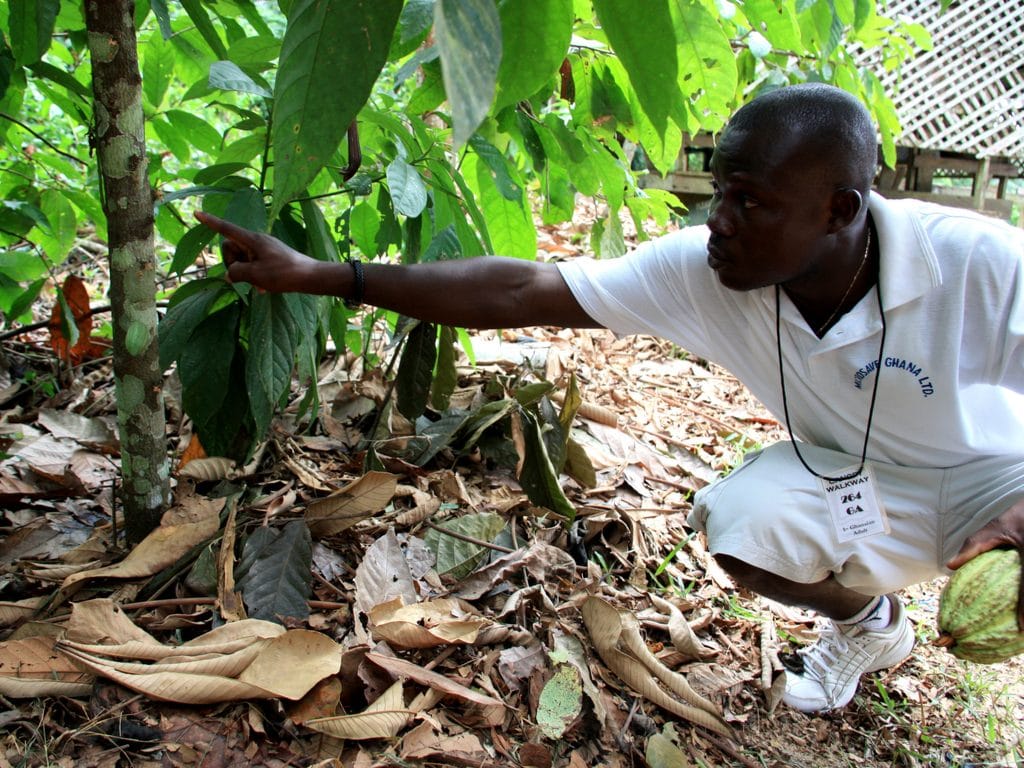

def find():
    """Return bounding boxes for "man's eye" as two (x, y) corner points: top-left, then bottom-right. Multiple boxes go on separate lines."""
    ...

(741, 194), (758, 209)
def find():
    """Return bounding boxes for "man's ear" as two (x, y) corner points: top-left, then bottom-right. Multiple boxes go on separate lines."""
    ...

(827, 188), (864, 233)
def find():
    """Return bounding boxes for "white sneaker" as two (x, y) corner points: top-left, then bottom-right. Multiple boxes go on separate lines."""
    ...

(783, 597), (915, 713)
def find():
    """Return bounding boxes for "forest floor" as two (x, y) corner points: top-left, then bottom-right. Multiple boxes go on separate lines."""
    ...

(0, 205), (1022, 768)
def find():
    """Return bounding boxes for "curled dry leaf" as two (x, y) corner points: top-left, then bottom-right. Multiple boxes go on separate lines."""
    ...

(0, 635), (94, 698)
(369, 597), (492, 649)
(178, 456), (237, 481)
(305, 471), (399, 537)
(305, 680), (412, 740)
(649, 594), (716, 661)
(0, 597), (46, 628)
(364, 651), (506, 727)
(581, 596), (731, 737)
(61, 495), (223, 591)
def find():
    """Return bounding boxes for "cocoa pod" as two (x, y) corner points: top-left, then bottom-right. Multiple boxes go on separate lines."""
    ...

(935, 548), (1024, 664)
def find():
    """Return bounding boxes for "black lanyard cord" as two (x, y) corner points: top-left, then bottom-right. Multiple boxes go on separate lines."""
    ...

(775, 280), (887, 482)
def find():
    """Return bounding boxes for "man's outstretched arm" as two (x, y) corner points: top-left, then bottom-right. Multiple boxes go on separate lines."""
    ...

(195, 212), (603, 331)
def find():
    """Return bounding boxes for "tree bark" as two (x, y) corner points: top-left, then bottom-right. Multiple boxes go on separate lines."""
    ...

(84, 0), (170, 540)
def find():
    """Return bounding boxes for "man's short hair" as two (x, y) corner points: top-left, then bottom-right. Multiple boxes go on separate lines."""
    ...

(728, 83), (878, 193)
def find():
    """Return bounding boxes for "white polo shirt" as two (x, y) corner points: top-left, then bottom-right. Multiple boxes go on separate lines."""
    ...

(557, 193), (1024, 467)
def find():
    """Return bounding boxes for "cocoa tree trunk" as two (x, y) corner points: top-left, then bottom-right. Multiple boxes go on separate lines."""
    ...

(84, 0), (170, 540)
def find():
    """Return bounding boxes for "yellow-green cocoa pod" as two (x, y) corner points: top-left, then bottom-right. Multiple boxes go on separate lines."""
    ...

(936, 548), (1024, 664)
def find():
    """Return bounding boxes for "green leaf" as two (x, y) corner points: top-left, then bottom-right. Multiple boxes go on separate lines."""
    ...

(158, 281), (224, 370)
(38, 190), (77, 264)
(422, 224), (462, 263)
(460, 397), (514, 450)
(142, 31), (174, 109)
(495, 0), (573, 111)
(741, 0), (803, 52)
(6, 277), (46, 324)
(396, 320), (437, 420)
(246, 292), (298, 435)
(516, 407), (576, 521)
(224, 186), (267, 234)
(166, 109), (224, 157)
(151, 0), (174, 39)
(592, 0), (677, 136)
(170, 224), (217, 275)
(386, 156), (428, 218)
(413, 408), (471, 465)
(673, 0), (738, 133)
(424, 512), (506, 578)
(537, 664), (583, 739)
(236, 520), (312, 624)
(300, 199), (339, 263)
(226, 35), (281, 70)
(179, 303), (241, 436)
(0, 250), (46, 282)
(179, 0), (229, 60)
(271, 0), (403, 220)
(472, 155), (536, 259)
(434, 0), (502, 146)
(469, 136), (521, 201)
(9, 0), (59, 67)
(26, 61), (90, 103)
(430, 325), (458, 411)
(208, 60), (272, 97)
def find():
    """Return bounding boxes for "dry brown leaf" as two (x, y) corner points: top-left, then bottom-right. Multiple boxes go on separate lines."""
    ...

(305, 471), (398, 537)
(0, 597), (45, 628)
(364, 651), (506, 726)
(0, 635), (94, 698)
(353, 529), (419, 642)
(57, 624), (340, 705)
(649, 594), (716, 661)
(369, 597), (491, 649)
(178, 456), (237, 481)
(304, 680), (412, 739)
(61, 495), (223, 590)
(581, 597), (730, 737)
(237, 629), (342, 699)
(66, 598), (163, 646)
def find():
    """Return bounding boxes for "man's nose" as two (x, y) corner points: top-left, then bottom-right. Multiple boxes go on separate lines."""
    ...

(706, 199), (734, 237)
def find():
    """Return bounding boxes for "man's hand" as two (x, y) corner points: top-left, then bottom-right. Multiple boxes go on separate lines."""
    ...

(947, 499), (1024, 630)
(196, 211), (342, 295)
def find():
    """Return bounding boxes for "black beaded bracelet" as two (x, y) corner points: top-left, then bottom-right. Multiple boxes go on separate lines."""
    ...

(344, 257), (364, 309)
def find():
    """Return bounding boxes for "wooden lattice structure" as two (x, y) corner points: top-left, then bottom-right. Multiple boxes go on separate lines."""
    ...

(643, 0), (1024, 221)
(868, 0), (1024, 219)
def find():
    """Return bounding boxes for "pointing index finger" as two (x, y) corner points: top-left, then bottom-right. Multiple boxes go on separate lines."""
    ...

(195, 211), (259, 246)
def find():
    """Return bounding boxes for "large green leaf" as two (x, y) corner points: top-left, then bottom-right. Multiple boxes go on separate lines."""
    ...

(179, 0), (229, 60)
(471, 154), (536, 260)
(386, 156), (428, 218)
(179, 303), (242, 440)
(37, 190), (77, 264)
(430, 324), (458, 411)
(434, 0), (502, 146)
(592, 0), (678, 136)
(141, 31), (174, 109)
(236, 521), (312, 624)
(9, 0), (59, 67)
(270, 0), (403, 221)
(673, 0), (737, 133)
(494, 0), (573, 111)
(396, 320), (438, 420)
(741, 0), (803, 52)
(424, 512), (506, 579)
(157, 282), (224, 370)
(516, 407), (576, 521)
(246, 292), (298, 435)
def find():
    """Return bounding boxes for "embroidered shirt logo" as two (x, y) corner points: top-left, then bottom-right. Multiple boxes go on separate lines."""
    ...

(854, 356), (934, 397)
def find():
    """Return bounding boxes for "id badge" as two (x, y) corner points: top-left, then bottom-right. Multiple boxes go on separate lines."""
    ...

(820, 465), (889, 542)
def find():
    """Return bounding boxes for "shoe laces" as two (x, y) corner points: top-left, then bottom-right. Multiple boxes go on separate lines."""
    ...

(798, 621), (870, 681)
